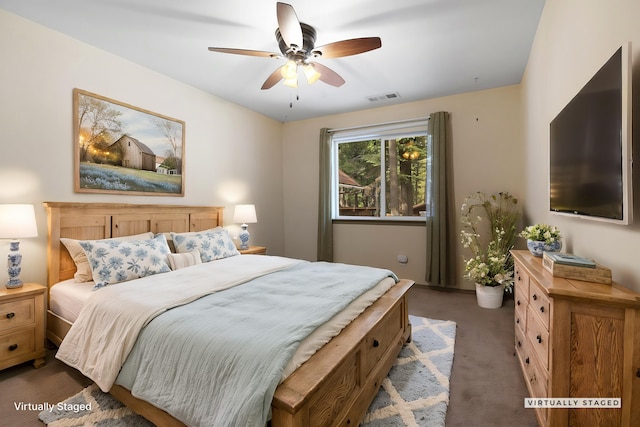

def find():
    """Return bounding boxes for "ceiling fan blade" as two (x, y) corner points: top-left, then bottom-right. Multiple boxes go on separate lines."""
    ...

(261, 66), (285, 90)
(276, 2), (303, 48)
(208, 47), (279, 58)
(309, 62), (345, 87)
(314, 37), (382, 58)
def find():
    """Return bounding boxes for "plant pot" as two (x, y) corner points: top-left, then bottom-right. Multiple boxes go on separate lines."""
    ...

(475, 283), (504, 309)
(526, 239), (562, 257)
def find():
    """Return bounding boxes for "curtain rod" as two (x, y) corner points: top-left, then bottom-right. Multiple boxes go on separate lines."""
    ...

(327, 116), (429, 134)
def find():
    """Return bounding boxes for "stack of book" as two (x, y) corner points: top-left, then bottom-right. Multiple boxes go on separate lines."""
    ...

(542, 252), (612, 284)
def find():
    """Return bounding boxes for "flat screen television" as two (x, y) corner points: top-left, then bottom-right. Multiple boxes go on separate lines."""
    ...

(549, 44), (633, 225)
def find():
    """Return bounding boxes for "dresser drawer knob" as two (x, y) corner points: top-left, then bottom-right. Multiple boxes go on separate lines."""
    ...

(532, 294), (538, 301)
(537, 335), (542, 344)
(516, 300), (521, 306)
(540, 306), (545, 313)
(6, 312), (15, 319)
(516, 318), (520, 324)
(517, 340), (522, 347)
(8, 344), (18, 351)
(372, 339), (380, 348)
(525, 357), (530, 365)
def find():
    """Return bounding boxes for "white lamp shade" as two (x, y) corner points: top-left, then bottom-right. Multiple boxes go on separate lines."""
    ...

(233, 204), (257, 224)
(0, 204), (38, 239)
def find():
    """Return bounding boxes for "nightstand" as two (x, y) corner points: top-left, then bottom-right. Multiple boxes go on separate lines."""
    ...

(239, 246), (267, 255)
(0, 283), (46, 370)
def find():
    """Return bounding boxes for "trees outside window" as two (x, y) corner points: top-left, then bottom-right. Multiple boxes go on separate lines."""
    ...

(334, 132), (430, 219)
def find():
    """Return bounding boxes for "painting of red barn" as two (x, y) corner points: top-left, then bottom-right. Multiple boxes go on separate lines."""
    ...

(73, 89), (185, 196)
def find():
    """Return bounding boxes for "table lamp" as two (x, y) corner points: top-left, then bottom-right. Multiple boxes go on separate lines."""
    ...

(0, 204), (38, 288)
(233, 204), (257, 250)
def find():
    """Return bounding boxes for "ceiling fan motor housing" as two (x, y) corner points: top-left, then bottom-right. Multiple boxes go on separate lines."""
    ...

(276, 23), (318, 62)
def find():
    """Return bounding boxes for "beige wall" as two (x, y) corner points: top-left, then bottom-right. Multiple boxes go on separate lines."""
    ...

(282, 85), (525, 288)
(0, 10), (285, 286)
(522, 0), (640, 291)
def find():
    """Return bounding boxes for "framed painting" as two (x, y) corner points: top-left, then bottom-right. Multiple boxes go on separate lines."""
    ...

(73, 88), (185, 196)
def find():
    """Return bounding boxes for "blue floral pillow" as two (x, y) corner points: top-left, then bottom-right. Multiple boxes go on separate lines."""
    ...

(171, 227), (239, 262)
(79, 234), (172, 289)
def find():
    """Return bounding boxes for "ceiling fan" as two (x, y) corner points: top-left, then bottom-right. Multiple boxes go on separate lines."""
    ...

(208, 2), (382, 90)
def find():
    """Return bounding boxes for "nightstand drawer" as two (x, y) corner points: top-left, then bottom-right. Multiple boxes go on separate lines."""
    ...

(0, 329), (36, 360)
(0, 298), (35, 332)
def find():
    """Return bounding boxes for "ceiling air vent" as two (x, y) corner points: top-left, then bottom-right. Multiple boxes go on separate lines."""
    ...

(367, 92), (401, 102)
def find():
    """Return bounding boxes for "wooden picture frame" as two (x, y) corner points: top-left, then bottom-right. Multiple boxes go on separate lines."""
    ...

(73, 89), (185, 196)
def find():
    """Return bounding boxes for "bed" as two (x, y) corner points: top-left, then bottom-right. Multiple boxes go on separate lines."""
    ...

(44, 202), (414, 427)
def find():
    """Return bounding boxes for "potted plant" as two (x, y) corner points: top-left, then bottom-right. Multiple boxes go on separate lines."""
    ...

(460, 192), (520, 308)
(519, 224), (562, 257)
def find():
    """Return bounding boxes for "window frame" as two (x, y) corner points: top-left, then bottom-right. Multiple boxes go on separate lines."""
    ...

(330, 119), (430, 222)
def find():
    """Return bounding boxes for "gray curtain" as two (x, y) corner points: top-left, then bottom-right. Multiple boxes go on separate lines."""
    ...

(426, 112), (453, 286)
(317, 128), (333, 262)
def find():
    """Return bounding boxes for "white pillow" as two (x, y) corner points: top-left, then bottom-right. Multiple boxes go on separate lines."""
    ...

(167, 250), (202, 270)
(79, 234), (171, 289)
(170, 227), (239, 262)
(61, 232), (154, 282)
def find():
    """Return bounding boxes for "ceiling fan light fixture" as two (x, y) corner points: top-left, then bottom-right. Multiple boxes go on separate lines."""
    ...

(283, 77), (298, 88)
(303, 64), (321, 84)
(281, 60), (298, 80)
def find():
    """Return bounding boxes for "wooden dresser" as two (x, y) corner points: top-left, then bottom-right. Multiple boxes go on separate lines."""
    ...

(512, 250), (640, 426)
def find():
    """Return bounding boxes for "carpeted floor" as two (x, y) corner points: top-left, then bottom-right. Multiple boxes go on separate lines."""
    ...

(0, 285), (538, 426)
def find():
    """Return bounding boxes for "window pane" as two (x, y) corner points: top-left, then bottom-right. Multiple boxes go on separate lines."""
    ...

(332, 120), (430, 220)
(337, 139), (381, 217)
(384, 136), (427, 217)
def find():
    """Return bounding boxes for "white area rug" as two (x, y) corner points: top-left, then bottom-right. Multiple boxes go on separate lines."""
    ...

(362, 315), (457, 427)
(40, 315), (456, 427)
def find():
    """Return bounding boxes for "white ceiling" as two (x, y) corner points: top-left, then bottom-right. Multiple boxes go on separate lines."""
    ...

(0, 0), (545, 122)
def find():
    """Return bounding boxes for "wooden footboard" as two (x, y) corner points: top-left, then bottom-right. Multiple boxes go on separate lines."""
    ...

(271, 279), (413, 427)
(106, 279), (413, 427)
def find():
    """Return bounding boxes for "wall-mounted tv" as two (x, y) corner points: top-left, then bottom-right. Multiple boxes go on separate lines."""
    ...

(549, 44), (633, 225)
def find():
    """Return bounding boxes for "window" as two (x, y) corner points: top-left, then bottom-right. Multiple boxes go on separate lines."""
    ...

(331, 120), (431, 220)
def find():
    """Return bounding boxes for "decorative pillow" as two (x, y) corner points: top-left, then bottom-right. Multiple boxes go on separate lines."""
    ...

(79, 234), (172, 289)
(61, 232), (154, 282)
(167, 250), (202, 270)
(171, 227), (240, 262)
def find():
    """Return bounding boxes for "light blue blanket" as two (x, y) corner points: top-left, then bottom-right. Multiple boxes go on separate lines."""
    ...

(116, 261), (397, 427)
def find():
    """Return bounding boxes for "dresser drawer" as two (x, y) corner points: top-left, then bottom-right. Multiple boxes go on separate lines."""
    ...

(0, 328), (36, 360)
(524, 351), (548, 425)
(515, 296), (527, 336)
(527, 305), (550, 370)
(528, 281), (550, 329)
(515, 323), (528, 359)
(0, 298), (35, 332)
(514, 263), (530, 303)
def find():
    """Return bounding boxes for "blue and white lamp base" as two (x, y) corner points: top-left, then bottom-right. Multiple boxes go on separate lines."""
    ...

(238, 224), (250, 250)
(7, 240), (24, 288)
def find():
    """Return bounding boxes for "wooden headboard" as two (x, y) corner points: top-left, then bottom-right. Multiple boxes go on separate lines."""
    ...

(44, 202), (224, 288)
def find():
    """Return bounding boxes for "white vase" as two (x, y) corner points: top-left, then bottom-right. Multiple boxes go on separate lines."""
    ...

(475, 283), (504, 309)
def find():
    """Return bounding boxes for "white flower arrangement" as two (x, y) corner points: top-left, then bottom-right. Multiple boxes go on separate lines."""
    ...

(460, 192), (520, 292)
(519, 224), (561, 244)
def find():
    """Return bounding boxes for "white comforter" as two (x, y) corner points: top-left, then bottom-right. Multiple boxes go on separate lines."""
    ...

(56, 255), (303, 392)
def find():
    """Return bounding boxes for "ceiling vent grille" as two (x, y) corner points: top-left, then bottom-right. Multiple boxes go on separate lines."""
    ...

(367, 92), (401, 102)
